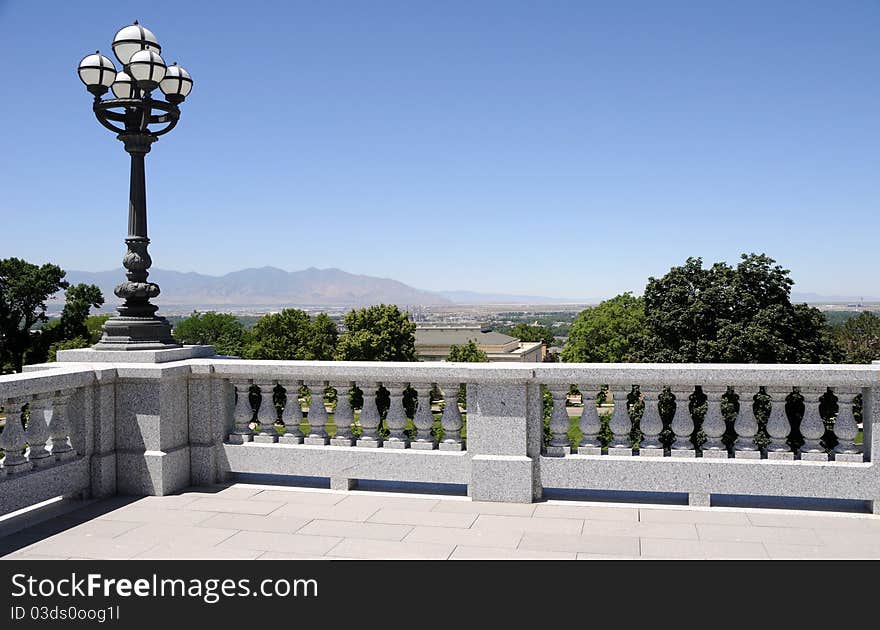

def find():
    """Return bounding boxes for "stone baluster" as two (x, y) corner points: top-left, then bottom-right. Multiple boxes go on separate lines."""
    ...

(279, 381), (305, 444)
(799, 387), (828, 461)
(383, 382), (410, 449)
(607, 386), (633, 456)
(411, 383), (436, 450)
(0, 397), (31, 473)
(701, 387), (728, 458)
(253, 382), (279, 443)
(304, 381), (330, 445)
(577, 385), (602, 455)
(670, 387), (695, 457)
(228, 381), (255, 444)
(330, 381), (355, 446)
(545, 385), (571, 456)
(438, 382), (464, 451)
(356, 383), (382, 447)
(765, 387), (794, 460)
(638, 388), (664, 457)
(733, 388), (760, 459)
(48, 390), (75, 461)
(25, 394), (53, 468)
(832, 388), (862, 462)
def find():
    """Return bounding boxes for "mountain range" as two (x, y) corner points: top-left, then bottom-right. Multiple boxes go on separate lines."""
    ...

(64, 266), (588, 306)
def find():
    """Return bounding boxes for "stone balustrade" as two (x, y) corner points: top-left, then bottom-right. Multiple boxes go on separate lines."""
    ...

(3, 355), (879, 516)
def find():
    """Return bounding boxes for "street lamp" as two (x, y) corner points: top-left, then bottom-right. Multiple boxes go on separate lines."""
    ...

(77, 21), (193, 350)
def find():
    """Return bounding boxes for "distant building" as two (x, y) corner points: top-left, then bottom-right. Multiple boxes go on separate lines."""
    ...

(415, 324), (544, 362)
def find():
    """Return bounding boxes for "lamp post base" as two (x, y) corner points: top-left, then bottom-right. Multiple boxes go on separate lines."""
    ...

(93, 315), (180, 350)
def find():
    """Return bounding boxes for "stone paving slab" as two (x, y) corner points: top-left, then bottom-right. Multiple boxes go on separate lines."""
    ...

(297, 519), (413, 541)
(404, 525), (523, 549)
(248, 490), (347, 505)
(639, 507), (751, 525)
(695, 523), (822, 545)
(3, 483), (880, 560)
(328, 538), (455, 560)
(533, 504), (639, 522)
(198, 512), (312, 534)
(471, 514), (584, 535)
(430, 501), (537, 517)
(450, 546), (576, 560)
(97, 507), (218, 526)
(368, 508), (477, 529)
(518, 532), (640, 556)
(218, 531), (342, 555)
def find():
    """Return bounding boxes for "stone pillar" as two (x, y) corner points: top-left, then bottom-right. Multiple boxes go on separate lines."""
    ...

(25, 394), (53, 468)
(670, 387), (695, 457)
(279, 381), (304, 444)
(48, 390), (75, 461)
(701, 387), (728, 458)
(411, 383), (436, 450)
(438, 382), (464, 451)
(862, 386), (879, 514)
(607, 386), (633, 456)
(638, 388), (664, 457)
(253, 382), (279, 443)
(832, 388), (862, 462)
(468, 382), (541, 503)
(228, 381), (254, 444)
(733, 388), (760, 459)
(766, 387), (794, 460)
(188, 366), (221, 487)
(0, 397), (31, 473)
(114, 368), (191, 496)
(304, 381), (330, 445)
(544, 385), (571, 457)
(330, 381), (355, 446)
(577, 385), (602, 455)
(799, 386), (827, 461)
(356, 383), (382, 447)
(383, 382), (410, 449)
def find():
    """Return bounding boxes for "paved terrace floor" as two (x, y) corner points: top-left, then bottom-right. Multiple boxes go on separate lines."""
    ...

(1, 483), (879, 560)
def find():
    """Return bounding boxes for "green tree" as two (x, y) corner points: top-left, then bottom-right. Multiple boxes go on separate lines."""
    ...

(32, 285), (105, 364)
(335, 304), (416, 361)
(447, 339), (488, 363)
(174, 311), (247, 356)
(0, 258), (68, 373)
(562, 293), (647, 363)
(243, 309), (338, 360)
(638, 253), (841, 363)
(446, 339), (487, 408)
(57, 284), (104, 341)
(504, 323), (555, 348)
(835, 311), (880, 363)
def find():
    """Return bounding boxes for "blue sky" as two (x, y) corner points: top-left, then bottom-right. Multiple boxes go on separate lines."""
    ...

(1, 1), (878, 299)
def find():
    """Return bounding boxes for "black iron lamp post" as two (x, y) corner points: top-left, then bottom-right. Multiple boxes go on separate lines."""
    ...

(77, 22), (193, 350)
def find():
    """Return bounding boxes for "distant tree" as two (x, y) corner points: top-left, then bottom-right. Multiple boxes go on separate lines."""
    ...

(562, 293), (647, 363)
(0, 258), (68, 373)
(174, 311), (247, 356)
(835, 311), (880, 363)
(244, 309), (338, 360)
(505, 323), (555, 348)
(28, 284), (106, 364)
(637, 253), (841, 363)
(335, 304), (415, 362)
(57, 284), (104, 341)
(447, 339), (488, 363)
(336, 305), (416, 423)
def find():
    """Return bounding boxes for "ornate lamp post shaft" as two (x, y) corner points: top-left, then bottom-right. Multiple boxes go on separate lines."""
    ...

(78, 22), (193, 350)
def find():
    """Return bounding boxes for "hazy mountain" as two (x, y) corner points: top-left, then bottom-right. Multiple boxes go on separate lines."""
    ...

(791, 292), (880, 304)
(436, 290), (594, 304)
(65, 266), (452, 306)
